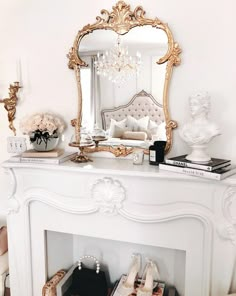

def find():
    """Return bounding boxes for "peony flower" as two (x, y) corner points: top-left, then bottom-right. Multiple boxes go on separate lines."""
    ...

(38, 123), (47, 131)
(33, 114), (43, 125)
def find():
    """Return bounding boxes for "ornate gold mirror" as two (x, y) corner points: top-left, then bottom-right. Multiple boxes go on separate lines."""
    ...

(68, 1), (181, 162)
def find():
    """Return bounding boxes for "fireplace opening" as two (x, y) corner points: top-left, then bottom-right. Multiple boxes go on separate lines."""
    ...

(29, 202), (205, 296)
(46, 230), (186, 295)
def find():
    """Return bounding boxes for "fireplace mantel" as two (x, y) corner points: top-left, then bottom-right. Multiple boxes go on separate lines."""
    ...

(3, 158), (236, 296)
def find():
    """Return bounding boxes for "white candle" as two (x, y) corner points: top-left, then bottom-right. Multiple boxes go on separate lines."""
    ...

(16, 59), (22, 84)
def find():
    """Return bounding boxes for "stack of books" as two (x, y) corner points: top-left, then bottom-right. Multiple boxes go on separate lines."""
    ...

(159, 155), (236, 180)
(111, 275), (165, 296)
(9, 148), (77, 164)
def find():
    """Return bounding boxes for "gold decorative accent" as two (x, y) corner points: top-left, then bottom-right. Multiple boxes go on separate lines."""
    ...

(165, 120), (178, 153)
(84, 145), (133, 157)
(0, 82), (21, 136)
(68, 1), (181, 157)
(69, 141), (93, 162)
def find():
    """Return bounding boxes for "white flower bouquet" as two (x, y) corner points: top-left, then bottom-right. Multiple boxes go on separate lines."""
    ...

(20, 112), (66, 150)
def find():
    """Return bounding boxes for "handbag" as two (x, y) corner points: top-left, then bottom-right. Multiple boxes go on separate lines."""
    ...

(42, 270), (66, 296)
(0, 226), (8, 255)
(70, 255), (108, 296)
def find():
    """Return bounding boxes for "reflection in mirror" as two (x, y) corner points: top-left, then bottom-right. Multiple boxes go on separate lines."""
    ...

(68, 1), (181, 160)
(100, 90), (165, 148)
(79, 26), (168, 148)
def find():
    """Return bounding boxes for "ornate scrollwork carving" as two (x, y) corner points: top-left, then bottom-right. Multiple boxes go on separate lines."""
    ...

(223, 187), (236, 223)
(67, 47), (78, 70)
(4, 168), (20, 214)
(91, 177), (126, 214)
(84, 145), (133, 157)
(165, 120), (178, 153)
(217, 187), (236, 245)
(101, 1), (134, 33)
(168, 43), (182, 67)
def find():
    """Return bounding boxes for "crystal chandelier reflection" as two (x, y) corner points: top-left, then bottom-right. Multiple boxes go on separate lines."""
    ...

(94, 35), (142, 84)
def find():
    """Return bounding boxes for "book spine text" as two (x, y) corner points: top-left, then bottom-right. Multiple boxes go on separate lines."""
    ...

(159, 164), (220, 180)
(21, 158), (59, 164)
(165, 160), (212, 171)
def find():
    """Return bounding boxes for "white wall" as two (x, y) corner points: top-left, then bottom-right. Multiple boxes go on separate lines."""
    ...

(0, 0), (235, 223)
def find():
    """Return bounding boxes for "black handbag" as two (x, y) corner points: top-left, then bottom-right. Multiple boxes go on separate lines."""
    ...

(70, 255), (108, 296)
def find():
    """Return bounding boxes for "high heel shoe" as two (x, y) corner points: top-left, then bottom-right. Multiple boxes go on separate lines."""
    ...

(117, 253), (141, 296)
(136, 259), (160, 296)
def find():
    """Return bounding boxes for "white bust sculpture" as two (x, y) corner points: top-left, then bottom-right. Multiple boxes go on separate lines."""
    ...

(179, 91), (221, 163)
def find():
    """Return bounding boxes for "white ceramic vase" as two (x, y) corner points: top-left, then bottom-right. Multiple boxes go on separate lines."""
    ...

(30, 133), (59, 151)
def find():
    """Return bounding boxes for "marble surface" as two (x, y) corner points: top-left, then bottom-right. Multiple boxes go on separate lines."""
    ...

(3, 156), (236, 184)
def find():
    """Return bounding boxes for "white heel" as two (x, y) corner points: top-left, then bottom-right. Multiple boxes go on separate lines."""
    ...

(117, 253), (141, 296)
(137, 259), (160, 296)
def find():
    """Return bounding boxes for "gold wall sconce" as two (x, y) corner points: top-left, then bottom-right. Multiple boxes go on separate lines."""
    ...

(0, 81), (21, 136)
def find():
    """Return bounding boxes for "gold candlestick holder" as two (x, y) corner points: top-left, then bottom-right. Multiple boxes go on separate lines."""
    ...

(0, 82), (21, 136)
(69, 141), (94, 163)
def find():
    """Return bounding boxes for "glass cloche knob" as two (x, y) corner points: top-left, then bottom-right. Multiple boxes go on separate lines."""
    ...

(79, 127), (93, 146)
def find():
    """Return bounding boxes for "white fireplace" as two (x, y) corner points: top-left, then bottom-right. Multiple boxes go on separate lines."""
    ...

(3, 158), (236, 296)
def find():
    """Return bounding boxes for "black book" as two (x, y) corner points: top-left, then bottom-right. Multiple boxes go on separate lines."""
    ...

(165, 155), (230, 171)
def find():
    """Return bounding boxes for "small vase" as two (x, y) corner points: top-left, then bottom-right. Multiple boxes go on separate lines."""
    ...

(30, 133), (59, 152)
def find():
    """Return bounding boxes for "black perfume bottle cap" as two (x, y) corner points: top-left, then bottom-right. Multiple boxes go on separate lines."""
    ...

(154, 141), (167, 148)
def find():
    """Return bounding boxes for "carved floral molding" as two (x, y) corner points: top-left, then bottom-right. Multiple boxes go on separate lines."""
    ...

(91, 177), (126, 215)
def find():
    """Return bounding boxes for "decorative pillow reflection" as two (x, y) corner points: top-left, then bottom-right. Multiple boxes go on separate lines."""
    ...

(108, 116), (166, 140)
(147, 119), (159, 139)
(126, 116), (149, 132)
(109, 118), (127, 138)
(152, 121), (167, 141)
(122, 131), (147, 141)
(157, 121), (167, 140)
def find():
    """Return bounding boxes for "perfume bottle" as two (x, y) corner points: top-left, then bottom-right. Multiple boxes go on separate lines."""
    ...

(149, 141), (166, 165)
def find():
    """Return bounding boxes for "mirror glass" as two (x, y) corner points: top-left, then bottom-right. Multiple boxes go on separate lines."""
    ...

(78, 25), (168, 148)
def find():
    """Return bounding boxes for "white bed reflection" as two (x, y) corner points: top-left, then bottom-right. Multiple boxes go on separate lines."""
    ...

(98, 90), (166, 148)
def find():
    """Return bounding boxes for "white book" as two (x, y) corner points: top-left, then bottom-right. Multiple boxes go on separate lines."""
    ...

(21, 148), (64, 158)
(9, 151), (77, 164)
(159, 163), (236, 180)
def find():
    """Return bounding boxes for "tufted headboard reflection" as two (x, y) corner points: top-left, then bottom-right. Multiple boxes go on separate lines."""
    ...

(101, 90), (165, 130)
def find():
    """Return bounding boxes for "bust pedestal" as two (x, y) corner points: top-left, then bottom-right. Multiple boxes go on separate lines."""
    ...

(185, 144), (211, 163)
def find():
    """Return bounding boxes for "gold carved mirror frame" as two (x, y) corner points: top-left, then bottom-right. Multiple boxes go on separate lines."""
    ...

(68, 1), (181, 161)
